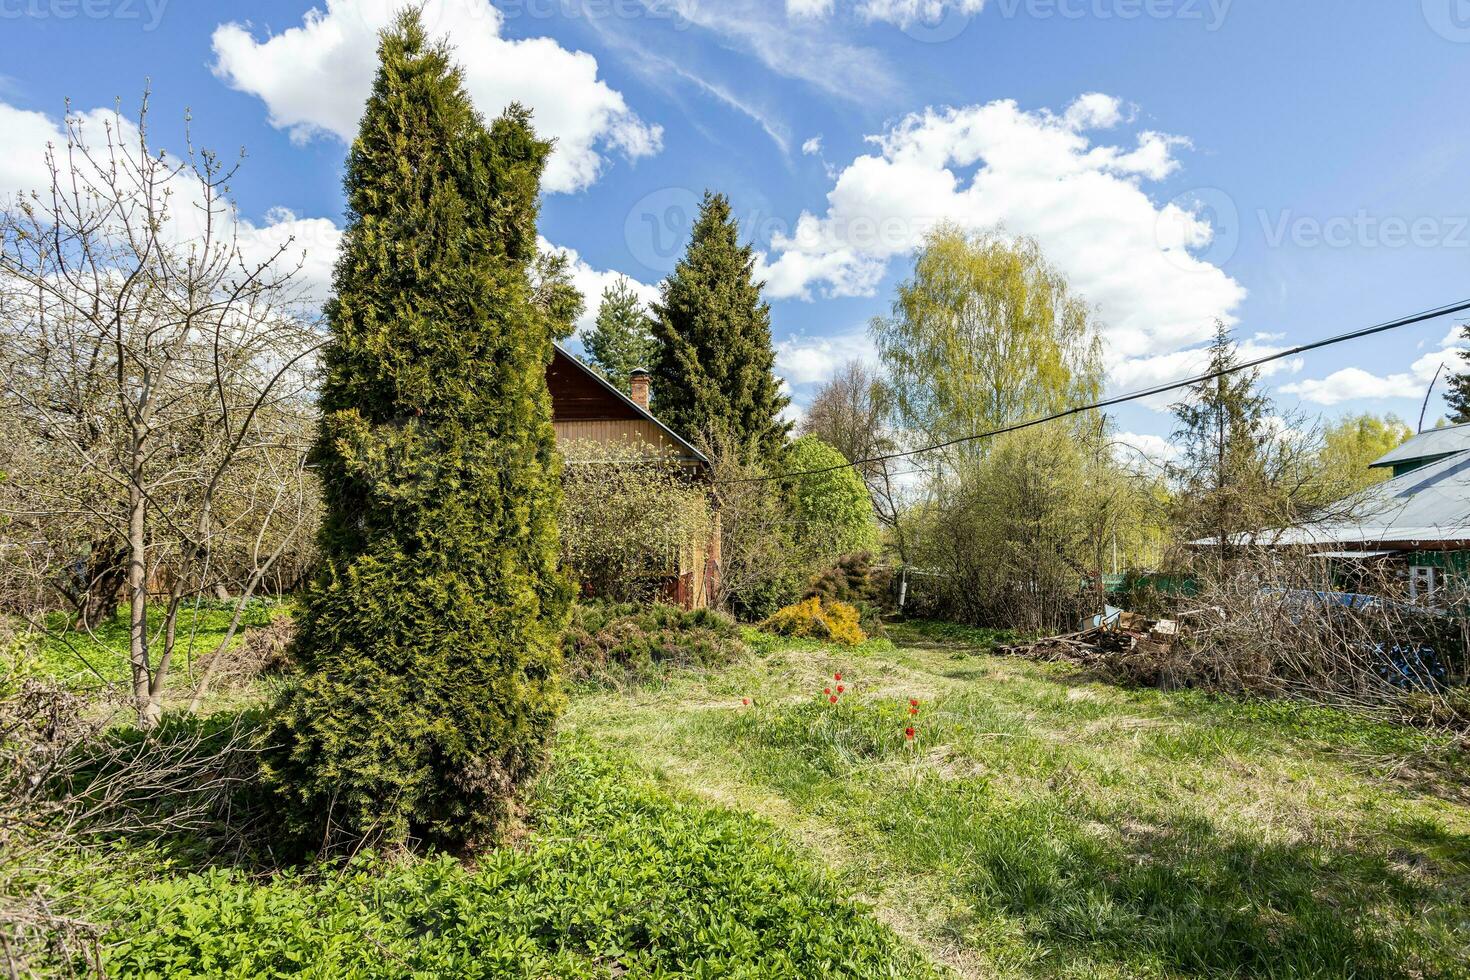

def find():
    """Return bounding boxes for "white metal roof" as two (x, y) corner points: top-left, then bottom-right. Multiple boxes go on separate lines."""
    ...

(1271, 448), (1470, 547)
(1368, 422), (1470, 469)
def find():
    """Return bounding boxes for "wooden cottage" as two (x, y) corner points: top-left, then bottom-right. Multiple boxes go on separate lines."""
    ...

(545, 345), (719, 609)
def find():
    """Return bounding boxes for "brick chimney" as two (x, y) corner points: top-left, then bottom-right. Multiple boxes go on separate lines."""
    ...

(629, 368), (651, 411)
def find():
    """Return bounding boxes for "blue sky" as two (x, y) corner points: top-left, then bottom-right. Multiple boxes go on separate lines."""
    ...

(3, 0), (1468, 454)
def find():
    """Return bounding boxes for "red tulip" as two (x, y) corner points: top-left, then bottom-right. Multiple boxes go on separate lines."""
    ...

(836, 685), (845, 693)
(905, 727), (915, 739)
(824, 688), (831, 695)
(909, 699), (919, 707)
(909, 707), (918, 715)
(834, 673), (842, 681)
(742, 698), (750, 706)
(830, 695), (838, 704)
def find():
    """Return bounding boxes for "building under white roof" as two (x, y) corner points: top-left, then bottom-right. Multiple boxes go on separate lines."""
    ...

(1367, 422), (1470, 478)
(1273, 444), (1470, 549)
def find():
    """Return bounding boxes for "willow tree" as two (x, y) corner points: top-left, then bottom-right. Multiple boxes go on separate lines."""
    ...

(271, 13), (570, 852)
(871, 225), (1103, 473)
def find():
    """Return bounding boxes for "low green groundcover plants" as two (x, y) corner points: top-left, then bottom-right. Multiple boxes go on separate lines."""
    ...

(88, 743), (938, 978)
(561, 601), (746, 684)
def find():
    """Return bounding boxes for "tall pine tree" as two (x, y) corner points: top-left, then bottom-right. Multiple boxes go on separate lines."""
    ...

(584, 276), (655, 393)
(270, 12), (570, 852)
(650, 191), (790, 458)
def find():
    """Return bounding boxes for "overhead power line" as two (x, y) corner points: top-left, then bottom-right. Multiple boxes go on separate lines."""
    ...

(722, 297), (1470, 486)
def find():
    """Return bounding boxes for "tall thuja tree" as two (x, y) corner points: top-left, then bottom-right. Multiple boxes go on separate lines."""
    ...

(651, 191), (789, 459)
(271, 13), (570, 851)
(584, 276), (655, 393)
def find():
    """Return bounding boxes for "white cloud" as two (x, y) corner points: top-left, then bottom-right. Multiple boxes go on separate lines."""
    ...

(0, 102), (342, 304)
(236, 209), (344, 305)
(801, 135), (823, 156)
(538, 236), (659, 339)
(211, 0), (661, 194)
(0, 102), (61, 205)
(1114, 431), (1178, 469)
(793, 0), (986, 26)
(1280, 333), (1467, 406)
(787, 0), (835, 16)
(774, 328), (878, 386)
(665, 0), (896, 105)
(757, 95), (1247, 385)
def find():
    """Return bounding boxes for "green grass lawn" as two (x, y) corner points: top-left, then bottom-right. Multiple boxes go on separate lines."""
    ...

(563, 620), (1470, 979)
(30, 615), (1470, 978)
(34, 599), (278, 689)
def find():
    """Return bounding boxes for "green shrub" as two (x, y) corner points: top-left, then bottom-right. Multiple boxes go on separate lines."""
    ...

(784, 436), (879, 560)
(271, 19), (570, 853)
(763, 598), (868, 646)
(91, 744), (940, 979)
(562, 602), (745, 684)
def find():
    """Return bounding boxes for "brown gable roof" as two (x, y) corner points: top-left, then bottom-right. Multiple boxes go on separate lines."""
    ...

(547, 345), (709, 467)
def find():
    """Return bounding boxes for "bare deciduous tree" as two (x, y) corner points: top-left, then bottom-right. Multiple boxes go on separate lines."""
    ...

(0, 96), (323, 726)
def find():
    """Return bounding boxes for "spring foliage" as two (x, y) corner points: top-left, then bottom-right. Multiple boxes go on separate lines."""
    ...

(559, 439), (712, 604)
(784, 435), (879, 561)
(270, 14), (570, 851)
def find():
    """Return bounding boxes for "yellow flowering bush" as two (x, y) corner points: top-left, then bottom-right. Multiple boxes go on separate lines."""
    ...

(762, 598), (867, 647)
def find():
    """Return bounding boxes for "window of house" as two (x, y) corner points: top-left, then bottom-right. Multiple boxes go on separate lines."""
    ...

(1409, 565), (1436, 603)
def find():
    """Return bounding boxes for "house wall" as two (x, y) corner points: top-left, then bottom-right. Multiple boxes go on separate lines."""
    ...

(553, 419), (684, 455)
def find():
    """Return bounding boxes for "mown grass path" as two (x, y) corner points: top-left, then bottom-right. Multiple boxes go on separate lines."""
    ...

(564, 623), (1470, 979)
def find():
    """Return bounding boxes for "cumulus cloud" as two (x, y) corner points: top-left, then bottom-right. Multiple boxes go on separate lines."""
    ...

(0, 102), (342, 303)
(211, 0), (661, 194)
(1113, 431), (1178, 469)
(801, 135), (823, 156)
(1280, 329), (1467, 406)
(755, 94), (1246, 391)
(774, 328), (878, 386)
(538, 237), (659, 339)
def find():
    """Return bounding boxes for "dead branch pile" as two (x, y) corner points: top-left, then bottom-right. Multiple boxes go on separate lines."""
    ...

(1000, 554), (1470, 732)
(1, 661), (264, 977)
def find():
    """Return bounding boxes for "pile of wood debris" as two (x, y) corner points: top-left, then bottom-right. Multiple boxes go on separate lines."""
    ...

(996, 611), (1195, 684)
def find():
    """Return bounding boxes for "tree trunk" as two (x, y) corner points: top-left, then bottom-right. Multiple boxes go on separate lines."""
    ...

(127, 439), (158, 729)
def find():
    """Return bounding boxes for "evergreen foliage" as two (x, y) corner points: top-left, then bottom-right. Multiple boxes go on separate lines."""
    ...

(583, 277), (655, 393)
(1169, 322), (1309, 573)
(270, 12), (570, 851)
(650, 191), (790, 459)
(1445, 326), (1470, 423)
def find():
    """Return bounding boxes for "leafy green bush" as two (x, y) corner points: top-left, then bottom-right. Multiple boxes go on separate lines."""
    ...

(763, 598), (867, 646)
(783, 436), (879, 560)
(562, 602), (745, 684)
(90, 744), (939, 978)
